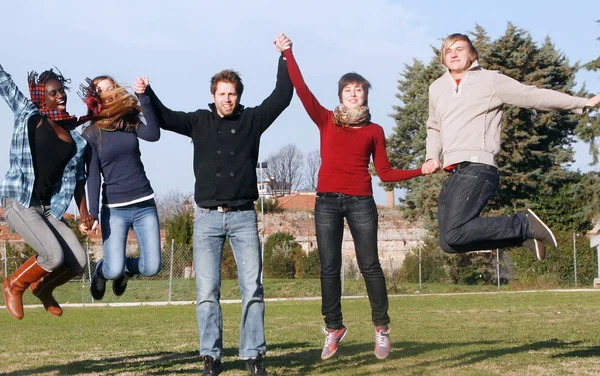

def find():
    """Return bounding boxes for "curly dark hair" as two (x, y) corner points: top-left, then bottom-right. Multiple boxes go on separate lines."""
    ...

(37, 67), (71, 90)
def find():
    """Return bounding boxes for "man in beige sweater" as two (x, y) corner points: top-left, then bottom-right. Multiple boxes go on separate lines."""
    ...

(423, 33), (600, 260)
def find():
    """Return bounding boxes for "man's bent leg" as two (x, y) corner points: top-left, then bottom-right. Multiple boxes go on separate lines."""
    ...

(440, 164), (527, 252)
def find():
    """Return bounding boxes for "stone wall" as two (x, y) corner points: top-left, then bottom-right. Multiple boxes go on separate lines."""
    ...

(259, 208), (425, 276)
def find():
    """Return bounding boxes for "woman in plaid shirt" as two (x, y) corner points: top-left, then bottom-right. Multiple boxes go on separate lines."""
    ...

(0, 64), (93, 320)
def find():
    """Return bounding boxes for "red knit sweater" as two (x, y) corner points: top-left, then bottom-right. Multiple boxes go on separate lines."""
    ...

(284, 49), (423, 196)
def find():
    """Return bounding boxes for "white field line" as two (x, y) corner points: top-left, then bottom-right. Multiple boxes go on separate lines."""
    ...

(1, 288), (599, 310)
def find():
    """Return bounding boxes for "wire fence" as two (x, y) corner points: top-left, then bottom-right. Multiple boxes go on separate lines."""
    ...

(1, 240), (198, 305)
(1, 234), (596, 307)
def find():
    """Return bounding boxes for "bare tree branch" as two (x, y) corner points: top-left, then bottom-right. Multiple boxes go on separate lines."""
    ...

(304, 149), (321, 191)
(266, 144), (305, 196)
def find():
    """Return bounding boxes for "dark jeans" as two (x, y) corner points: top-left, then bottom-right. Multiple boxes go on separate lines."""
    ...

(438, 163), (529, 253)
(315, 193), (390, 329)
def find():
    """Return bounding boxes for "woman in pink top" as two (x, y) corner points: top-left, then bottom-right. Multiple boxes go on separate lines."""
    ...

(279, 34), (425, 361)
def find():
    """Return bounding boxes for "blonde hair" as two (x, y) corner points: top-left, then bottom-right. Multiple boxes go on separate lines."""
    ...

(440, 33), (479, 67)
(90, 75), (141, 131)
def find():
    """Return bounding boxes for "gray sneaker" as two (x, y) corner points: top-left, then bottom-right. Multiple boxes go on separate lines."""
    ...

(522, 238), (546, 261)
(374, 326), (391, 360)
(526, 209), (558, 249)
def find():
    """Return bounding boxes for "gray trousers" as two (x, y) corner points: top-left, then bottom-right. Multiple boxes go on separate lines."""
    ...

(2, 197), (86, 273)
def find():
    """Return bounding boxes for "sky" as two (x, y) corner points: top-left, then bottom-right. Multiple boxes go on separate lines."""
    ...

(0, 0), (598, 209)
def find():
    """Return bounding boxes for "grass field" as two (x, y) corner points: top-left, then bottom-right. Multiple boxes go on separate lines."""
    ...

(2, 290), (600, 375)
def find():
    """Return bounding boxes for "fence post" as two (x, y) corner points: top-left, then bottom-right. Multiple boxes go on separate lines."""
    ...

(168, 239), (174, 304)
(86, 240), (93, 303)
(4, 241), (7, 277)
(496, 249), (500, 290)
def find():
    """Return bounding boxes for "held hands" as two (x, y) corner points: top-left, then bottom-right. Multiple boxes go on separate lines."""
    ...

(134, 77), (150, 94)
(78, 214), (95, 233)
(421, 159), (442, 175)
(586, 94), (600, 109)
(274, 33), (292, 52)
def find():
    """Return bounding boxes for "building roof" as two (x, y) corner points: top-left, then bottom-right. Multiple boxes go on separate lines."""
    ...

(276, 192), (316, 211)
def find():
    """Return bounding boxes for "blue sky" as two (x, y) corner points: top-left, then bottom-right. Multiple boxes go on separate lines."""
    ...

(0, 0), (598, 208)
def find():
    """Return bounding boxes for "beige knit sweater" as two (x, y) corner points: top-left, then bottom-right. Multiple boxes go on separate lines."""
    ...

(425, 61), (588, 168)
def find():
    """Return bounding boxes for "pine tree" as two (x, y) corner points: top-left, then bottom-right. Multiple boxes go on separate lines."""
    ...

(578, 19), (600, 164)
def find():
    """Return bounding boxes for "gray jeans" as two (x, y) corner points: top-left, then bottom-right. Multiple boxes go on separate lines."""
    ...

(1, 197), (86, 273)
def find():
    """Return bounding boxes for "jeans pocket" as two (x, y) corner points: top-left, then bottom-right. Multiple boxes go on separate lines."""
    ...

(477, 179), (498, 205)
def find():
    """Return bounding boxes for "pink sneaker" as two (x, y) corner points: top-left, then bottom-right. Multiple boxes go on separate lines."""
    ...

(374, 326), (391, 360)
(321, 326), (347, 360)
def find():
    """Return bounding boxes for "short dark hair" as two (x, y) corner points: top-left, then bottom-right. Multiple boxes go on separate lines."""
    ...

(210, 69), (244, 96)
(337, 72), (372, 104)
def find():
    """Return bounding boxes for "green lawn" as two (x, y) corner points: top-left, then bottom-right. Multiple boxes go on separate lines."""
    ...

(2, 290), (600, 375)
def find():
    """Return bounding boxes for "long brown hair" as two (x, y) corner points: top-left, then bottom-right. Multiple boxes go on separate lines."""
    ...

(90, 75), (141, 131)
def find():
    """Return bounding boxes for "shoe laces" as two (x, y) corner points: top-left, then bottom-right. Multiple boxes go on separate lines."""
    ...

(376, 328), (390, 348)
(322, 326), (344, 348)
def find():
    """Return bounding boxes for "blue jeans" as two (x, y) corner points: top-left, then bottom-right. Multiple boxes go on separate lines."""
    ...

(438, 163), (530, 253)
(193, 204), (265, 360)
(315, 193), (390, 329)
(100, 199), (161, 279)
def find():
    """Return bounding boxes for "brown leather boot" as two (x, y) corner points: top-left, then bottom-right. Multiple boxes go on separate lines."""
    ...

(3, 256), (49, 320)
(29, 265), (77, 317)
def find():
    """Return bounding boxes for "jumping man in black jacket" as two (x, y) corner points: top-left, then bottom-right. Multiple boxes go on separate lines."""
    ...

(136, 34), (293, 376)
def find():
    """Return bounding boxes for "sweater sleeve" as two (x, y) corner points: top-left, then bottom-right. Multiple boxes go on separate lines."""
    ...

(494, 72), (588, 114)
(253, 53), (294, 134)
(425, 87), (442, 161)
(283, 49), (331, 128)
(82, 129), (101, 220)
(136, 92), (161, 142)
(144, 85), (196, 137)
(372, 126), (424, 182)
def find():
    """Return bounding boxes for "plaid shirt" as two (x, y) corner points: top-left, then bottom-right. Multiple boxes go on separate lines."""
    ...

(0, 69), (87, 219)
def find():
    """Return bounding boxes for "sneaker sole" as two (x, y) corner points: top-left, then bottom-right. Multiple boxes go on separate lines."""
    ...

(321, 329), (348, 360)
(533, 239), (545, 261)
(527, 209), (558, 249)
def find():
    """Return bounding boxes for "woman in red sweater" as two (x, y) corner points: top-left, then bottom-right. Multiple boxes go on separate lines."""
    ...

(279, 34), (425, 361)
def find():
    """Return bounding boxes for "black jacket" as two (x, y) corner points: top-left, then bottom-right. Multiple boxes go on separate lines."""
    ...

(144, 55), (293, 207)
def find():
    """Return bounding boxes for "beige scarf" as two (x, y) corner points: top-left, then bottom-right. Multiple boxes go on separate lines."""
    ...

(333, 104), (371, 127)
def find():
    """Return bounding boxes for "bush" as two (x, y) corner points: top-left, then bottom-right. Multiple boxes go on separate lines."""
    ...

(222, 239), (238, 279)
(255, 198), (284, 214)
(263, 232), (303, 278)
(394, 238), (449, 284)
(299, 249), (320, 278)
(510, 230), (597, 287)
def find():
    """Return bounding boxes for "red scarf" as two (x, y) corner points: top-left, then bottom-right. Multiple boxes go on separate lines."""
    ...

(27, 71), (78, 126)
(78, 77), (102, 123)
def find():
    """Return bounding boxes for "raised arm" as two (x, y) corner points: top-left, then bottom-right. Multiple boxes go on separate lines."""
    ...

(253, 34), (294, 134)
(282, 44), (331, 128)
(0, 65), (37, 118)
(142, 83), (197, 137)
(372, 126), (424, 182)
(134, 77), (161, 142)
